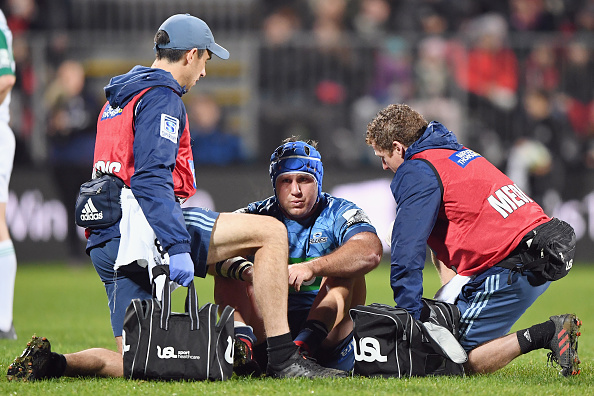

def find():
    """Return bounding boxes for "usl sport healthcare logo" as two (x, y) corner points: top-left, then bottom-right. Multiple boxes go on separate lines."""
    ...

(80, 198), (103, 222)
(154, 336), (234, 364)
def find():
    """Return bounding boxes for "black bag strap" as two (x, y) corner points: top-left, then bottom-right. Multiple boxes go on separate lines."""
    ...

(216, 305), (235, 331)
(151, 264), (200, 331)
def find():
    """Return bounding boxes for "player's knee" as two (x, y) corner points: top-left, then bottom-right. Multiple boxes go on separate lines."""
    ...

(256, 216), (287, 243)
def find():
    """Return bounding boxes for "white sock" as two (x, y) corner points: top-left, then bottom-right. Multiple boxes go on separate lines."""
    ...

(0, 239), (16, 331)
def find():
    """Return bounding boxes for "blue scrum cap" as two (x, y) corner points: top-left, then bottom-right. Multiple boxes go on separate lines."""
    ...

(155, 14), (229, 60)
(269, 141), (324, 201)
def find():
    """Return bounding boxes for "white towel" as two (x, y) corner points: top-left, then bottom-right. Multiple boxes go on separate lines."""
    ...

(433, 274), (472, 304)
(115, 189), (175, 296)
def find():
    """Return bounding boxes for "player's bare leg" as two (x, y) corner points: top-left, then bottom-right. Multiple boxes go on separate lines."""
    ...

(64, 344), (123, 377)
(207, 213), (291, 337)
(464, 334), (521, 374)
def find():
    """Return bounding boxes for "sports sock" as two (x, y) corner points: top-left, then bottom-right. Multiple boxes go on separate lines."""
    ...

(294, 320), (329, 355)
(46, 353), (67, 379)
(516, 320), (556, 354)
(0, 239), (16, 332)
(266, 332), (297, 367)
(234, 322), (257, 345)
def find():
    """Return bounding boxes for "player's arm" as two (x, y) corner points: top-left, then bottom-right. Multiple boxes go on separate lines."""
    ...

(130, 89), (192, 261)
(289, 205), (382, 291)
(390, 160), (441, 320)
(291, 231), (381, 281)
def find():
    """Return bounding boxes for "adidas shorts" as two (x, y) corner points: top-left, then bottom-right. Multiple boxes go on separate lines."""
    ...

(183, 206), (219, 278)
(0, 123), (15, 202)
(456, 265), (551, 351)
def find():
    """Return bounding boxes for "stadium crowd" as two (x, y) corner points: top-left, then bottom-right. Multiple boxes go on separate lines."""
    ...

(2, 0), (594, 206)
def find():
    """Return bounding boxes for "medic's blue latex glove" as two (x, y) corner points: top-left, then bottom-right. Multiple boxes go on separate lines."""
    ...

(169, 252), (194, 287)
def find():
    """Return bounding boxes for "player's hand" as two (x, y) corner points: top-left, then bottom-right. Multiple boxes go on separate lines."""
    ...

(288, 263), (314, 292)
(169, 252), (194, 287)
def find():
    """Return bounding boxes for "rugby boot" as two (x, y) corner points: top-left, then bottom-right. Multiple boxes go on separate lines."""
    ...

(547, 314), (582, 376)
(266, 349), (348, 379)
(234, 336), (262, 377)
(6, 335), (52, 381)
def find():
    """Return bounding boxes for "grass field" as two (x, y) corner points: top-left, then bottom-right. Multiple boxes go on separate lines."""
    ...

(0, 260), (593, 395)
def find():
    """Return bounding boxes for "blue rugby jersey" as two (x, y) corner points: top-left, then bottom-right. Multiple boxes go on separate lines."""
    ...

(239, 192), (377, 311)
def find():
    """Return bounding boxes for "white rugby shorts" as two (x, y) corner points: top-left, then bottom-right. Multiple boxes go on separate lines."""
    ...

(0, 122), (15, 203)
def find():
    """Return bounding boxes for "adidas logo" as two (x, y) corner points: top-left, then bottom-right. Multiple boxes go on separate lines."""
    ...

(524, 329), (532, 343)
(80, 198), (103, 222)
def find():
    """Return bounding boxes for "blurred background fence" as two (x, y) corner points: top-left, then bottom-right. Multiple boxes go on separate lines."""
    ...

(4, 0), (594, 262)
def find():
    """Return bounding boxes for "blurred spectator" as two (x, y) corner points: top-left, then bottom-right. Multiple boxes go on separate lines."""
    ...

(4, 0), (39, 34)
(507, 89), (579, 202)
(187, 93), (245, 166)
(352, 36), (413, 163)
(573, 0), (594, 32)
(367, 37), (413, 106)
(417, 4), (450, 35)
(259, 0), (371, 165)
(44, 59), (100, 263)
(508, 0), (557, 31)
(258, 6), (303, 102)
(557, 37), (594, 137)
(352, 0), (393, 37)
(410, 36), (464, 142)
(8, 33), (34, 164)
(452, 13), (519, 164)
(522, 40), (560, 94)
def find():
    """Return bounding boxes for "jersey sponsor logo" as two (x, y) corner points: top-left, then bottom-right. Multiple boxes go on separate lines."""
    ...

(449, 149), (481, 168)
(100, 105), (123, 120)
(354, 336), (388, 363)
(156, 345), (200, 360)
(160, 114), (179, 143)
(487, 183), (533, 218)
(309, 231), (328, 244)
(80, 198), (103, 222)
(343, 208), (371, 229)
(94, 160), (122, 174)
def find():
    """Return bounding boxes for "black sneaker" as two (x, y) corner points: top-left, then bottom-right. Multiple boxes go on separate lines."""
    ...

(547, 314), (582, 376)
(6, 335), (52, 381)
(234, 336), (262, 377)
(266, 349), (348, 379)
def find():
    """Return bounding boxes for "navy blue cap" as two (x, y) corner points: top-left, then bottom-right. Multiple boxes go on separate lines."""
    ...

(155, 14), (229, 60)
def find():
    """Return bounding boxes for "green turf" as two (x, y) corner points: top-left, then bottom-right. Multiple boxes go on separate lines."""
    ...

(0, 261), (592, 395)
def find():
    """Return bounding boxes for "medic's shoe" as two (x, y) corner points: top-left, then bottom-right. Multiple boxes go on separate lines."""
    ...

(6, 335), (52, 381)
(547, 314), (582, 376)
(234, 336), (262, 377)
(266, 349), (348, 379)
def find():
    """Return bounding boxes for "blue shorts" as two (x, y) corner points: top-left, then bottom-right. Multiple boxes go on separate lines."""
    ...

(90, 207), (219, 337)
(456, 265), (550, 351)
(183, 207), (219, 278)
